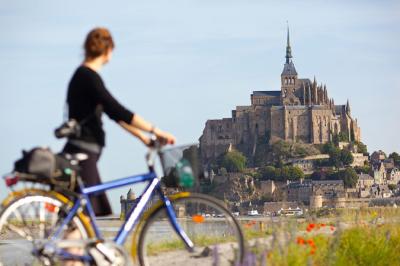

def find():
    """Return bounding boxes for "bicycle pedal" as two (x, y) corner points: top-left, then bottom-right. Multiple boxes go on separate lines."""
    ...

(88, 242), (130, 266)
(88, 243), (114, 263)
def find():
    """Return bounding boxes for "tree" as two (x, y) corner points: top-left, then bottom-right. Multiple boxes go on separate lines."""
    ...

(340, 149), (354, 166)
(221, 150), (247, 173)
(271, 141), (291, 165)
(279, 166), (290, 180)
(338, 132), (349, 142)
(322, 142), (338, 154)
(259, 165), (276, 180)
(389, 152), (400, 168)
(329, 148), (342, 168)
(332, 134), (340, 146)
(354, 165), (371, 174)
(338, 168), (358, 188)
(288, 166), (304, 180)
(355, 141), (368, 155)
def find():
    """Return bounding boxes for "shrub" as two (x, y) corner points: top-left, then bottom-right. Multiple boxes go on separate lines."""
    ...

(221, 150), (246, 172)
(389, 152), (400, 168)
(340, 149), (354, 166)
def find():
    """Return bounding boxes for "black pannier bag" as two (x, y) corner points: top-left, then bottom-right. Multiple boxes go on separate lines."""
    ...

(13, 147), (78, 190)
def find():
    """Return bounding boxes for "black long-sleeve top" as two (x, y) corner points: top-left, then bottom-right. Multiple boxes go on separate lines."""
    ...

(67, 66), (134, 147)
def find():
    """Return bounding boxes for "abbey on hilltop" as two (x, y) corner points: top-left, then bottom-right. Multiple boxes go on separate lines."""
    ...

(199, 27), (361, 163)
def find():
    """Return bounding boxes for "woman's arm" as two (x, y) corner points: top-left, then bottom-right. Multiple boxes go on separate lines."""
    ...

(128, 114), (176, 145)
(119, 114), (176, 146)
(119, 121), (152, 146)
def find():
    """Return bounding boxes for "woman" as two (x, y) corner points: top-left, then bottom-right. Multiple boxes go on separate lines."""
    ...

(63, 27), (175, 216)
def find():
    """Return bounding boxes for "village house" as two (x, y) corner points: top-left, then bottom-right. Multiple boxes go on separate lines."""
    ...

(370, 184), (392, 198)
(372, 162), (387, 185)
(387, 168), (400, 185)
(357, 173), (374, 198)
(286, 179), (345, 205)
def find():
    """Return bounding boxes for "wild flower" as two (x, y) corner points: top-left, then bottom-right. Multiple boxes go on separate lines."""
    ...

(296, 236), (305, 245)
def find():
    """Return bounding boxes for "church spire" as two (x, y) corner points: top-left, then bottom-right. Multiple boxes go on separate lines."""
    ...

(281, 23), (297, 77)
(286, 23), (293, 64)
(346, 99), (351, 115)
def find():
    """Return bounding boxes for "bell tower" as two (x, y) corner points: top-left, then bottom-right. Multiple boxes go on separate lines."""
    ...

(281, 25), (299, 105)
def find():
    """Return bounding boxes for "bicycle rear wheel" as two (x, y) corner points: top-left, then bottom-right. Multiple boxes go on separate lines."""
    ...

(136, 193), (244, 266)
(0, 191), (92, 265)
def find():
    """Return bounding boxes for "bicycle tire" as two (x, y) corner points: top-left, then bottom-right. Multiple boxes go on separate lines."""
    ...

(136, 193), (244, 266)
(0, 190), (93, 265)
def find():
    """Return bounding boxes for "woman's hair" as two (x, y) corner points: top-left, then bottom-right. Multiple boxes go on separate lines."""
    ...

(84, 27), (115, 60)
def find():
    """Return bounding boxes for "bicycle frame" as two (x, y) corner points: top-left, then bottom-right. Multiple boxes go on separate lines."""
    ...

(44, 170), (194, 262)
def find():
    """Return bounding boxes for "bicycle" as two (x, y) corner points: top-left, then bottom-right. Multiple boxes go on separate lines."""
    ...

(0, 141), (245, 266)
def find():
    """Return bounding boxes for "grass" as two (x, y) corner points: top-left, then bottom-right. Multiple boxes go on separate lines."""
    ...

(237, 207), (400, 266)
(145, 234), (235, 256)
(257, 223), (400, 266)
(142, 221), (274, 256)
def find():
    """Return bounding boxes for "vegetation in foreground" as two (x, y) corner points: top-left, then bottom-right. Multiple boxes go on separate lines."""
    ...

(134, 207), (400, 266)
(245, 223), (400, 266)
(239, 207), (400, 266)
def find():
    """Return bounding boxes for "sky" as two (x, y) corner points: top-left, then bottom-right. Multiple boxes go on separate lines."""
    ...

(0, 0), (399, 212)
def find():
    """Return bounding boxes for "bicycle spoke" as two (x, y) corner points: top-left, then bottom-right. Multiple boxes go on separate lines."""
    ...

(5, 223), (33, 241)
(10, 206), (34, 238)
(39, 201), (46, 239)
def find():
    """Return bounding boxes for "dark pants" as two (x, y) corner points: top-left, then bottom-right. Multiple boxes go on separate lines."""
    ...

(63, 143), (112, 216)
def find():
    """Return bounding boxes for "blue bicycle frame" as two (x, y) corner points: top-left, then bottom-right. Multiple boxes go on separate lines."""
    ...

(44, 170), (194, 262)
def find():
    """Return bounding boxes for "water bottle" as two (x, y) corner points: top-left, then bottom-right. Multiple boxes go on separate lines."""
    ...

(176, 159), (194, 188)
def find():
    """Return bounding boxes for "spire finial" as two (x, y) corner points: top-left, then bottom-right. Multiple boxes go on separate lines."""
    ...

(286, 21), (290, 46)
(285, 21), (292, 63)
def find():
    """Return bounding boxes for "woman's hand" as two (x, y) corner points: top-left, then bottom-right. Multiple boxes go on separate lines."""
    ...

(153, 128), (176, 145)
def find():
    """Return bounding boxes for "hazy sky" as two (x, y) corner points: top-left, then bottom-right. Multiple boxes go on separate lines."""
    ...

(1, 0), (399, 211)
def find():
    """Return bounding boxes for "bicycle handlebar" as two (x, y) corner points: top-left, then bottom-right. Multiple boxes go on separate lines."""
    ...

(145, 136), (167, 170)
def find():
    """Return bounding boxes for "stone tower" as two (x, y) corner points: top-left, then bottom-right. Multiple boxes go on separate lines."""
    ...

(281, 26), (300, 105)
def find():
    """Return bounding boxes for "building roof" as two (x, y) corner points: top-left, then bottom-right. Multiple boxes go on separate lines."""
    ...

(358, 173), (374, 180)
(312, 180), (344, 185)
(298, 78), (312, 86)
(236, 105), (252, 111)
(334, 105), (346, 114)
(282, 61), (298, 75)
(285, 105), (308, 110)
(252, 91), (281, 97)
(287, 180), (313, 188)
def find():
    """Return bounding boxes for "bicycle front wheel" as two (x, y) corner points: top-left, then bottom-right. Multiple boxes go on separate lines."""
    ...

(137, 193), (244, 266)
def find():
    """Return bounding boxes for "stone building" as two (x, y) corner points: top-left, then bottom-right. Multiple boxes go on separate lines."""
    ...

(120, 188), (159, 220)
(199, 28), (361, 164)
(372, 162), (387, 185)
(351, 153), (369, 167)
(387, 168), (400, 185)
(287, 154), (330, 173)
(286, 179), (345, 207)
